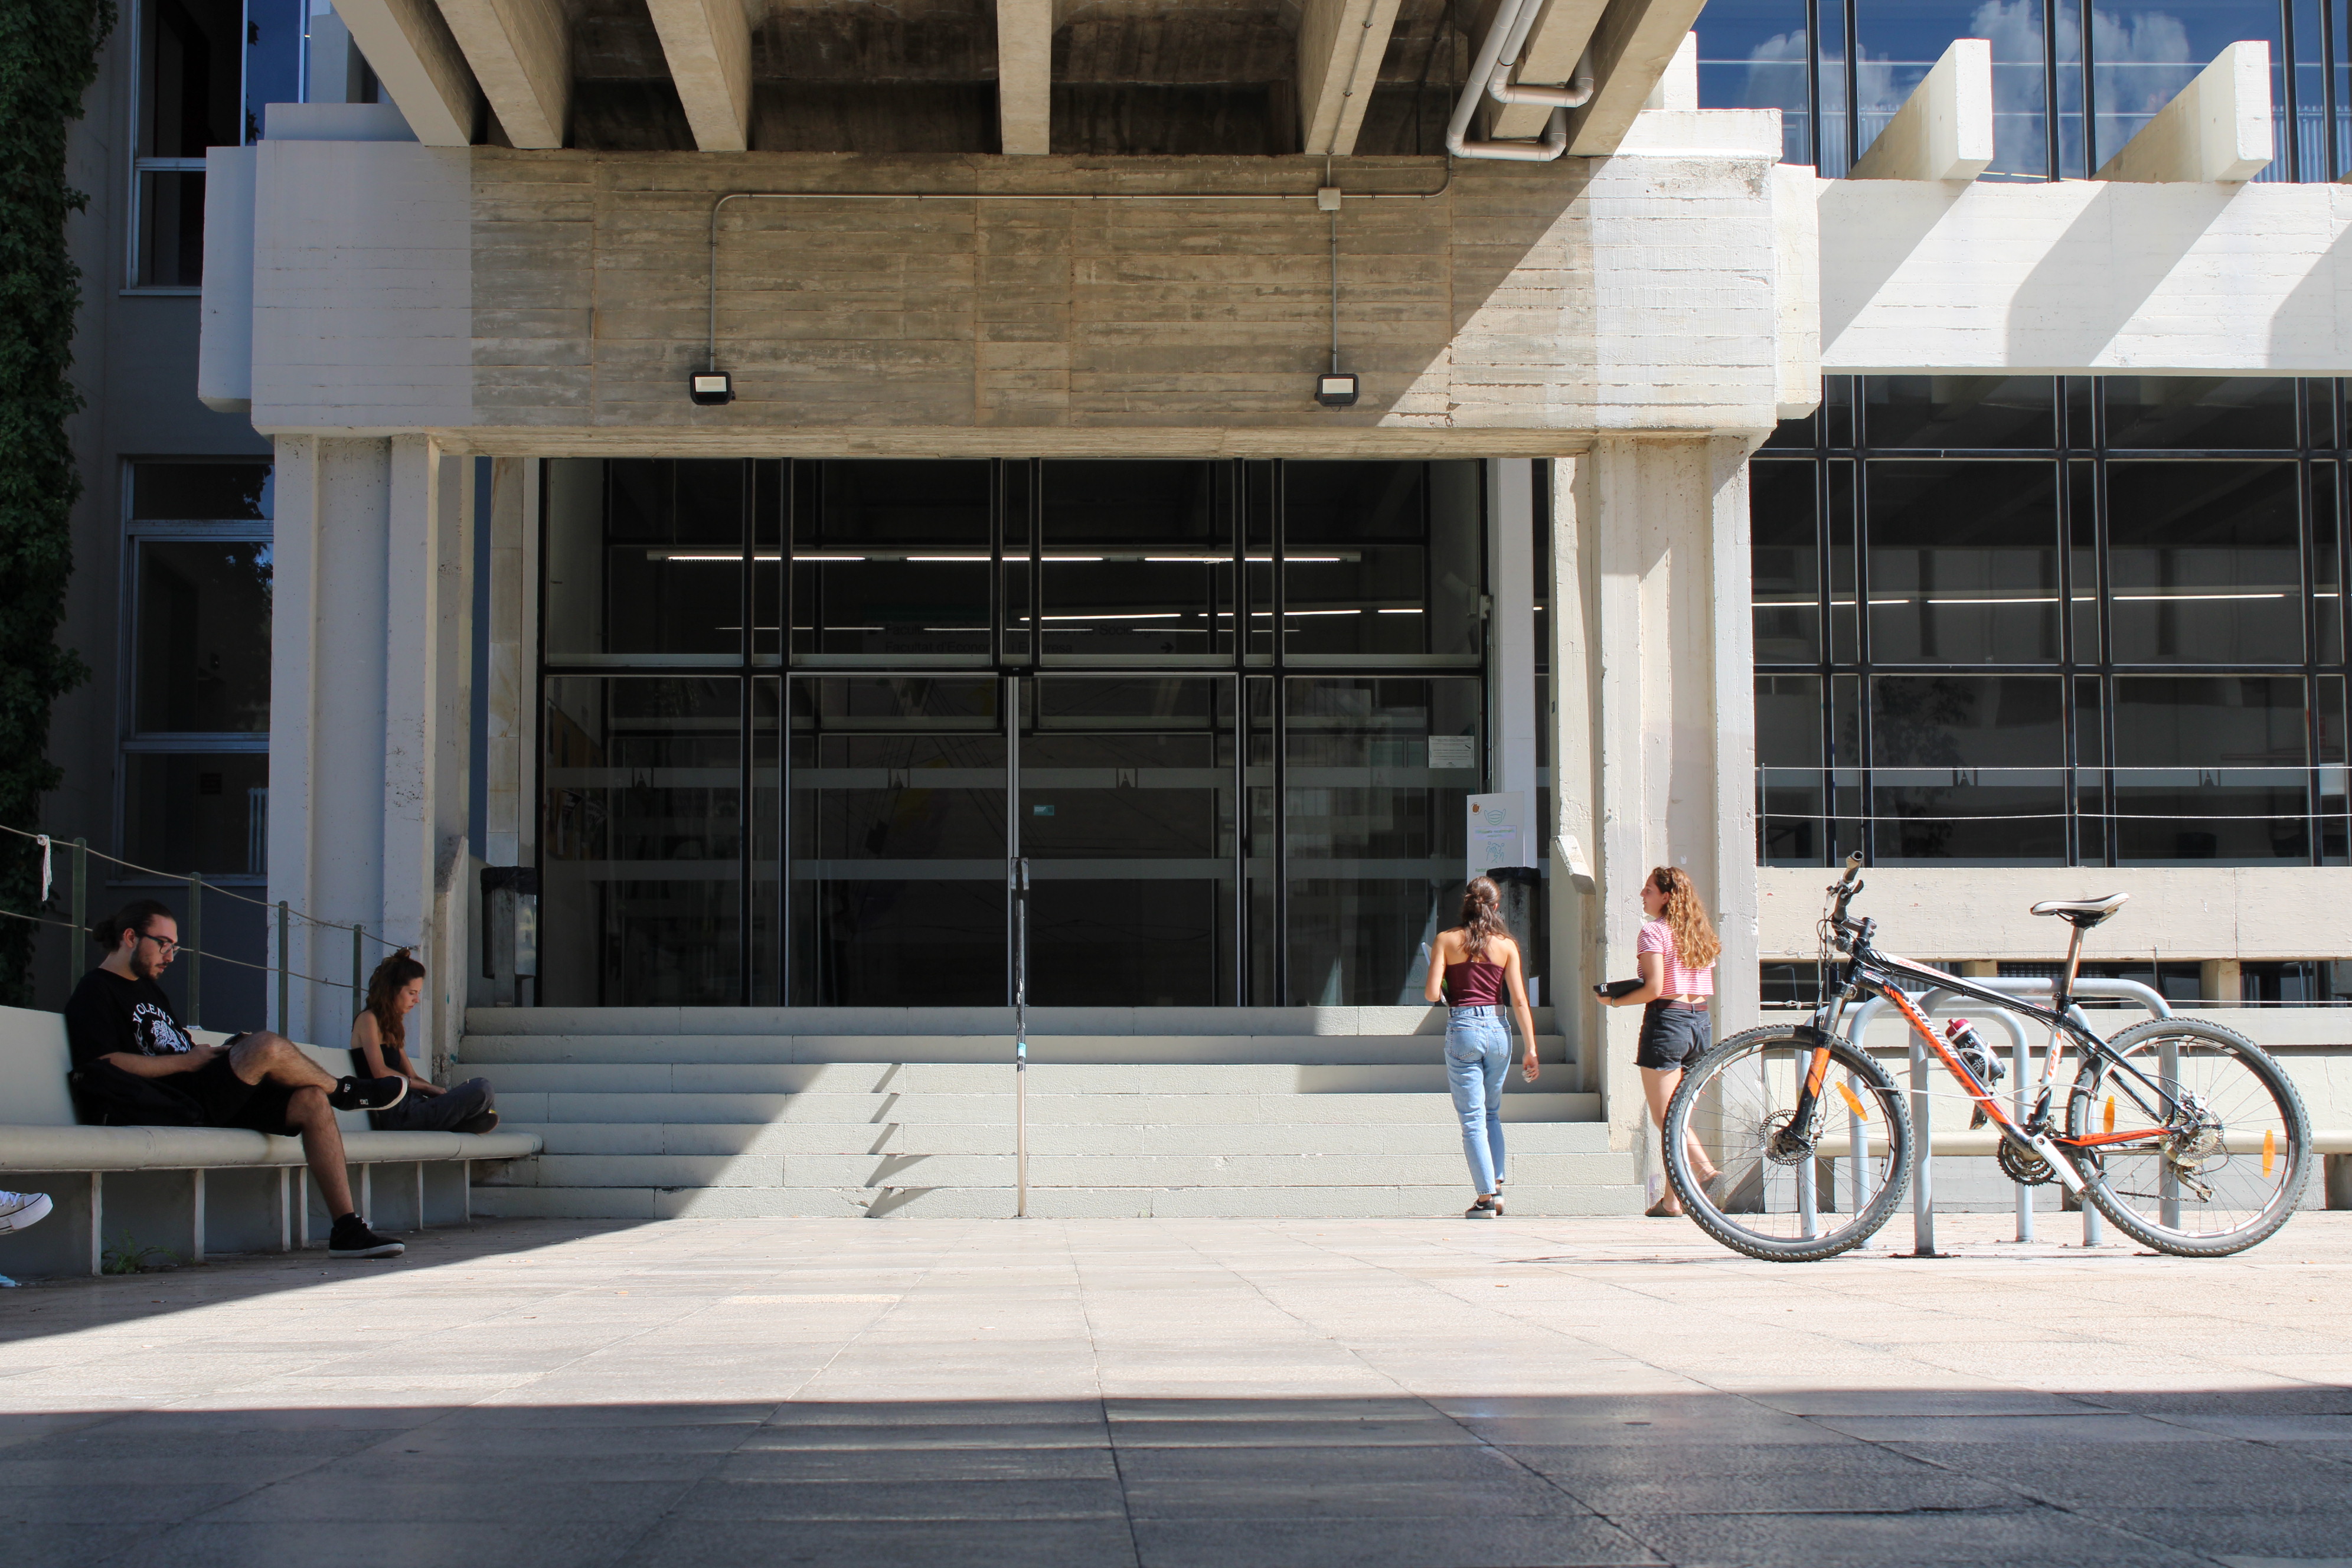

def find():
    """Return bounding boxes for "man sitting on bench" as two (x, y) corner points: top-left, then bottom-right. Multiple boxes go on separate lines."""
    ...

(64, 900), (412, 1260)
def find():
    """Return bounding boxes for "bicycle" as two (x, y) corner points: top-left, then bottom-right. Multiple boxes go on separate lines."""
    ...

(1661, 853), (2312, 1261)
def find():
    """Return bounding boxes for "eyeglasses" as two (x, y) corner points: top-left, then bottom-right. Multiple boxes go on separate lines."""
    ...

(138, 933), (180, 958)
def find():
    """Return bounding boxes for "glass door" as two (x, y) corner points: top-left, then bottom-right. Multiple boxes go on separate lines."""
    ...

(786, 675), (1008, 1005)
(1020, 675), (1242, 1005)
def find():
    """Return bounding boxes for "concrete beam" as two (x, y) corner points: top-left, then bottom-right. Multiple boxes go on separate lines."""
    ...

(1565, 0), (1709, 158)
(1639, 29), (1696, 112)
(1819, 178), (2352, 375)
(645, 0), (752, 152)
(437, 0), (569, 151)
(2095, 40), (2272, 183)
(1490, 0), (1609, 138)
(1847, 37), (1992, 182)
(998, 0), (1053, 156)
(1297, 0), (1406, 156)
(330, 0), (477, 147)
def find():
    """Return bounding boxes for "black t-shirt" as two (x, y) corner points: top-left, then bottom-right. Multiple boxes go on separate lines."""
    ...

(64, 969), (197, 1072)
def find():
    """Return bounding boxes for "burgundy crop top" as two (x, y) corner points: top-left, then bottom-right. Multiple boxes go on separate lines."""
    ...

(1444, 956), (1506, 1007)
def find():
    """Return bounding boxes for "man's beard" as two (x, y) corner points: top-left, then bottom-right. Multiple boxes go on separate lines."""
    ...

(130, 949), (166, 982)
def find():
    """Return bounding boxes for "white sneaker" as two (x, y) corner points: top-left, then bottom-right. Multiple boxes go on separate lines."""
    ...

(0, 1191), (53, 1234)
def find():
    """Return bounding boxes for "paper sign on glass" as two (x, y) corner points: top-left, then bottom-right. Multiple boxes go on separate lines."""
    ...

(1467, 792), (1529, 873)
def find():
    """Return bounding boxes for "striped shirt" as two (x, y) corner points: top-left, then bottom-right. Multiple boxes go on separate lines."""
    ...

(1638, 918), (1714, 998)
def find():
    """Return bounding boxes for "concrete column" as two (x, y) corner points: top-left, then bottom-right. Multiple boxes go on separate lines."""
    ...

(2200, 958), (2241, 1003)
(476, 457), (537, 1008)
(270, 435), (471, 1047)
(1487, 458), (1539, 802)
(1547, 456), (1599, 1090)
(1961, 960), (1998, 978)
(1569, 435), (1760, 1156)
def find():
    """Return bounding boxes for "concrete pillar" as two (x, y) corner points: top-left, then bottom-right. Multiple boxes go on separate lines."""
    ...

(2200, 958), (2241, 1004)
(269, 435), (471, 1047)
(476, 458), (537, 1008)
(1960, 961), (1998, 978)
(1559, 435), (1759, 1155)
(1488, 458), (1540, 804)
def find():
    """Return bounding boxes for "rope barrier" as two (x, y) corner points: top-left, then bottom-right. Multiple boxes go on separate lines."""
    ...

(0, 904), (358, 991)
(0, 821), (403, 949)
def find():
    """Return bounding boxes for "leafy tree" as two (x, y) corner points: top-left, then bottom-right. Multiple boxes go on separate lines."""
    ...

(0, 0), (113, 1004)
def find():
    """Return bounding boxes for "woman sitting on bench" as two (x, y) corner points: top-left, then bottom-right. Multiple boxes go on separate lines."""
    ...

(349, 949), (498, 1135)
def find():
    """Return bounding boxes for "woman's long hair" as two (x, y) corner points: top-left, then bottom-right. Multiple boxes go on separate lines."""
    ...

(364, 948), (427, 1056)
(1458, 876), (1511, 961)
(1648, 867), (1721, 969)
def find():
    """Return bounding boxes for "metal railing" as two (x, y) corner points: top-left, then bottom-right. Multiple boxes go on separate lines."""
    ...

(0, 826), (405, 1033)
(1832, 977), (2173, 1254)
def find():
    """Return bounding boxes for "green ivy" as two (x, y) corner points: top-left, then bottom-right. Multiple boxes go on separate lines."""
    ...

(0, 0), (113, 1005)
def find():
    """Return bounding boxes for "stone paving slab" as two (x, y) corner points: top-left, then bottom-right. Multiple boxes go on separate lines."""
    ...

(1, 1211), (2348, 1566)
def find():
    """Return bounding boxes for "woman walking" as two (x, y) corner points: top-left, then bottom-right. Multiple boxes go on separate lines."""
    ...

(1602, 866), (1723, 1217)
(1423, 876), (1539, 1219)
(350, 950), (501, 1134)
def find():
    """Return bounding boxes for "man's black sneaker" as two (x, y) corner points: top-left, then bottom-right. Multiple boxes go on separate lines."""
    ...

(455, 1109), (500, 1135)
(328, 1214), (405, 1259)
(328, 1076), (408, 1112)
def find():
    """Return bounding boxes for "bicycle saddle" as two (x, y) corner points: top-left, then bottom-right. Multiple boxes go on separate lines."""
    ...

(2028, 893), (2129, 927)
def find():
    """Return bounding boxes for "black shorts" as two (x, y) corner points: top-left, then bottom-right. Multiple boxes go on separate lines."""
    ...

(184, 1047), (299, 1135)
(1634, 1001), (1711, 1072)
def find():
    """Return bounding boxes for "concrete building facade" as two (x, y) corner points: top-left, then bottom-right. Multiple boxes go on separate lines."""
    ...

(40, 0), (2352, 1215)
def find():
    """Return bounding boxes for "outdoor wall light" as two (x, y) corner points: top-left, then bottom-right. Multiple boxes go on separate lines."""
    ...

(688, 371), (734, 406)
(1315, 372), (1360, 407)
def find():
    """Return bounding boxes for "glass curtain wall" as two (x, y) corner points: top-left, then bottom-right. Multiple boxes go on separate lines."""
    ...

(1755, 376), (2349, 870)
(1701, 0), (2352, 181)
(542, 458), (1487, 1007)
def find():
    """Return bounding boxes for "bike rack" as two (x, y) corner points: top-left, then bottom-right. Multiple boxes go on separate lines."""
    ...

(1828, 978), (2172, 1255)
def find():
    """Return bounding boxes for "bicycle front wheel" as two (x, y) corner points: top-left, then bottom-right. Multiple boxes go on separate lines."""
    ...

(2069, 1017), (2312, 1257)
(1663, 1026), (1913, 1262)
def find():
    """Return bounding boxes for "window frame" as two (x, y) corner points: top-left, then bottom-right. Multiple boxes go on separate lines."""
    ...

(117, 458), (275, 887)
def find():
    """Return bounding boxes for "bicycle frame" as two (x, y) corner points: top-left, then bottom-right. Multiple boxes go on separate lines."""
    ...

(1789, 923), (2190, 1190)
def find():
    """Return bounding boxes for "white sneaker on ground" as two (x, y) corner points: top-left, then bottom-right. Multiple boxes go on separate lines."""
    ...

(0, 1191), (54, 1234)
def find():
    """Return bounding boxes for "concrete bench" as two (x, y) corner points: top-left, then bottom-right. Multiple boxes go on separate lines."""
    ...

(0, 1004), (540, 1277)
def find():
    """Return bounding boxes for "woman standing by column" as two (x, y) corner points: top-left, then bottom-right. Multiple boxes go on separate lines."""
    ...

(1602, 866), (1723, 1217)
(1423, 876), (1540, 1218)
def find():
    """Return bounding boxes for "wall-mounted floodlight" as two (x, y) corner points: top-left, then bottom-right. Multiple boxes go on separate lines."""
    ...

(689, 371), (734, 406)
(1315, 372), (1359, 407)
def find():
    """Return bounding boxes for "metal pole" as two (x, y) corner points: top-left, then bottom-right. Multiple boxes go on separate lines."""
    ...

(1013, 857), (1029, 1219)
(1909, 1027), (1939, 1256)
(2158, 1031), (2181, 1230)
(70, 838), (86, 999)
(276, 901), (290, 1037)
(1847, 1072), (1867, 1213)
(2013, 1020), (2034, 1243)
(185, 875), (202, 1029)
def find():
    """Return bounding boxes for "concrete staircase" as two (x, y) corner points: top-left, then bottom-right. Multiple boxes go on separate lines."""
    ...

(460, 1007), (1644, 1219)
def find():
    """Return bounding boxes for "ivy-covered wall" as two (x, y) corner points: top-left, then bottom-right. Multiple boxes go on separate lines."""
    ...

(0, 0), (112, 1005)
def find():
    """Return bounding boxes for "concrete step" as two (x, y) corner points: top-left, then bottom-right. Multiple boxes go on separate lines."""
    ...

(476, 1061), (1583, 1098)
(488, 1089), (1599, 1129)
(505, 1116), (1618, 1158)
(482, 1150), (1642, 1189)
(472, 1181), (1647, 1221)
(465, 1004), (1559, 1039)
(460, 1033), (1575, 1067)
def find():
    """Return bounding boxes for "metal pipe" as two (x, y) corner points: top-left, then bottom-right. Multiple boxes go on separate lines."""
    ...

(185, 874), (202, 1029)
(1012, 857), (1030, 1219)
(1446, 0), (1590, 162)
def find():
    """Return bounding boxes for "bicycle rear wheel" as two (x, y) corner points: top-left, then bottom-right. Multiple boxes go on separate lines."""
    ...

(1663, 1026), (1912, 1262)
(2069, 1017), (2311, 1257)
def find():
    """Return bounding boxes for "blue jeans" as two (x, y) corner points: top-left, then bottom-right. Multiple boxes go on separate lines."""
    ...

(1445, 1006), (1510, 1195)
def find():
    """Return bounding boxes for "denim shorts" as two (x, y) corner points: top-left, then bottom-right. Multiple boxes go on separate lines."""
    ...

(1634, 1001), (1710, 1072)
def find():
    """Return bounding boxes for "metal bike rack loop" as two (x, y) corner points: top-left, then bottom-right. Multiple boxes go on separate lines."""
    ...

(1830, 978), (2171, 1255)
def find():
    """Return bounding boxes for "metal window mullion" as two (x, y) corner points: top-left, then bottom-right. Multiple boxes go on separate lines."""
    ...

(1843, 0), (1861, 171)
(1853, 450), (1873, 862)
(1804, 0), (1822, 168)
(2285, 0), (2303, 182)
(739, 459), (754, 1004)
(2043, 0), (2062, 179)
(2092, 385), (2118, 866)
(2325, 0), (2341, 179)
(2058, 448), (2081, 867)
(1815, 423), (1834, 865)
(1272, 461), (1288, 1004)
(779, 460), (795, 1004)
(2301, 427), (2325, 863)
(2080, 0), (2100, 173)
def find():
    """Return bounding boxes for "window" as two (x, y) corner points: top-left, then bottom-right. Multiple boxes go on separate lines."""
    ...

(131, 0), (241, 289)
(1755, 377), (2348, 867)
(123, 461), (273, 879)
(1704, 0), (2343, 182)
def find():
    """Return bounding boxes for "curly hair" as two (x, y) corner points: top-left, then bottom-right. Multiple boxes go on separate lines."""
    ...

(1648, 866), (1721, 970)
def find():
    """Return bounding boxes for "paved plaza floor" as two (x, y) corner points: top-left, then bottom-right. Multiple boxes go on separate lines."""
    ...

(2, 1211), (2348, 1567)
